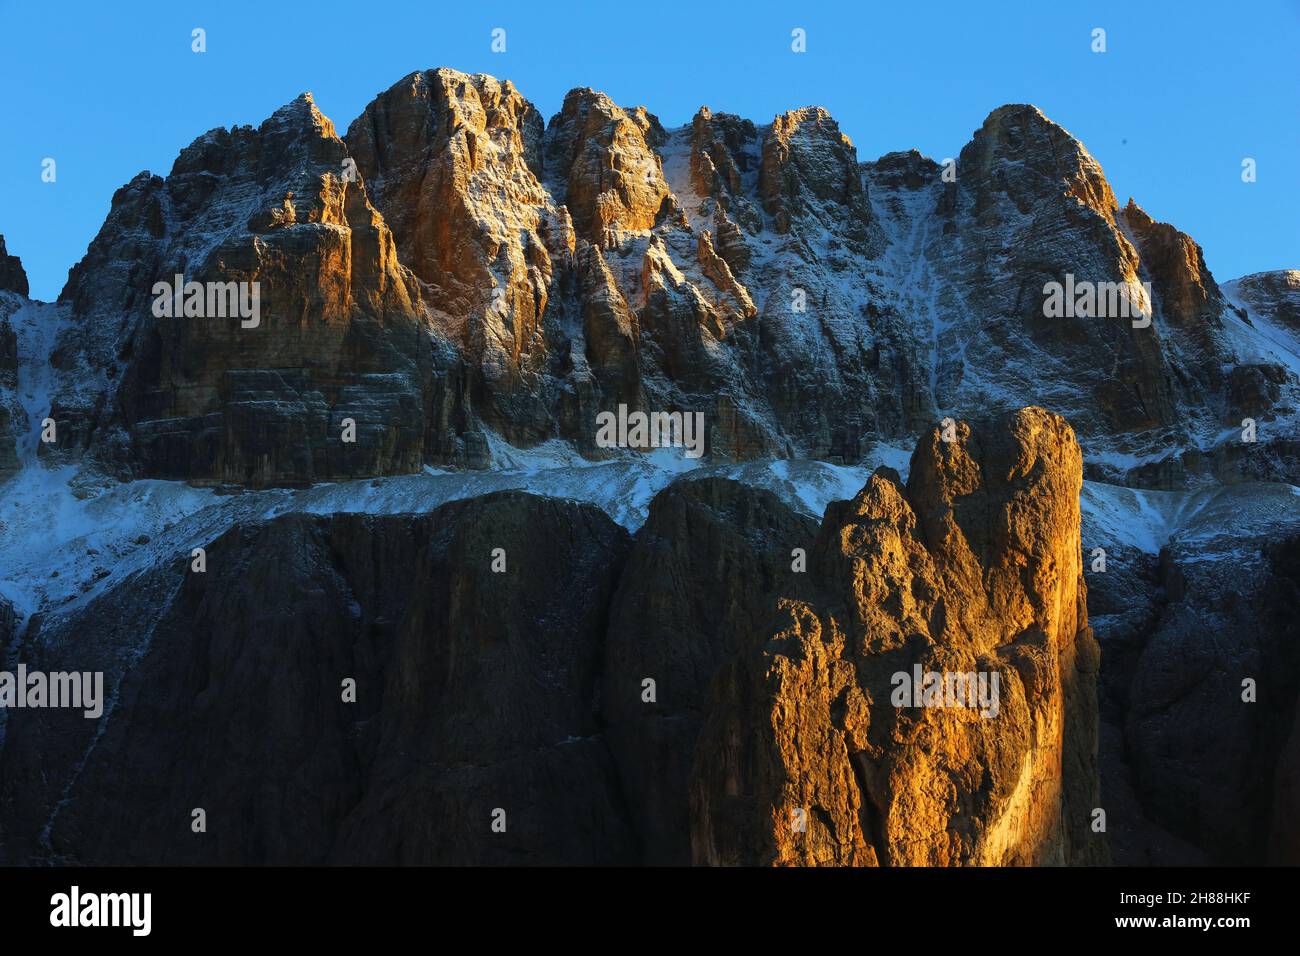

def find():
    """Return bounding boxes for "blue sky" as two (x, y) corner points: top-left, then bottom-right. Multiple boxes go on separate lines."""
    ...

(2, 0), (1296, 300)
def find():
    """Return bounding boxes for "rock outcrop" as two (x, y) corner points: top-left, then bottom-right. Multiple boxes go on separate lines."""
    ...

(603, 477), (818, 864)
(690, 408), (1103, 865)
(0, 295), (20, 479)
(1227, 270), (1300, 334)
(0, 236), (27, 297)
(48, 94), (431, 485)
(345, 70), (553, 451)
(0, 492), (636, 864)
(544, 88), (674, 244)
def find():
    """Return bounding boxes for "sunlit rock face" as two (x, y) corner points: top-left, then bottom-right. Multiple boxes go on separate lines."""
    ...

(346, 69), (556, 450)
(0, 412), (1108, 867)
(543, 87), (675, 244)
(689, 408), (1103, 866)
(603, 477), (820, 865)
(39, 69), (1298, 487)
(49, 94), (430, 486)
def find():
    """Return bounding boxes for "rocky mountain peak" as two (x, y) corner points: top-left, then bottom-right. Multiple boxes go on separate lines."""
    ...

(12, 68), (1297, 492)
(759, 106), (870, 236)
(45, 87), (426, 483)
(1121, 198), (1226, 332)
(0, 235), (28, 297)
(962, 103), (1119, 226)
(543, 87), (674, 245)
(346, 66), (550, 301)
(687, 106), (762, 231)
(1227, 269), (1300, 332)
(867, 149), (940, 190)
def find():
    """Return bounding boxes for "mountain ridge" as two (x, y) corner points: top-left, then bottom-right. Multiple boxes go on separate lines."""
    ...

(0, 66), (1293, 492)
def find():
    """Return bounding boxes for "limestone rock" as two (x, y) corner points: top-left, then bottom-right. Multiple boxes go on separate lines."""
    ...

(1122, 497), (1300, 863)
(1229, 269), (1300, 334)
(50, 94), (430, 485)
(345, 70), (553, 445)
(34, 72), (1297, 487)
(0, 294), (20, 478)
(690, 408), (1103, 866)
(0, 492), (636, 864)
(544, 89), (674, 245)
(760, 108), (871, 243)
(0, 236), (28, 297)
(604, 477), (818, 864)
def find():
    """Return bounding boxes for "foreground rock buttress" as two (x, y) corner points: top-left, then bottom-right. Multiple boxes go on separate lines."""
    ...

(690, 407), (1103, 865)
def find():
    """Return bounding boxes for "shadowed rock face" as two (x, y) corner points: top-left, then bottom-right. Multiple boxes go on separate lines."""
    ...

(0, 237), (27, 298)
(0, 239), (27, 477)
(1123, 522), (1300, 864)
(0, 305), (19, 480)
(603, 477), (819, 865)
(1229, 270), (1300, 334)
(26, 70), (1297, 487)
(0, 493), (637, 865)
(690, 408), (1103, 865)
(1077, 480), (1300, 866)
(921, 107), (1243, 479)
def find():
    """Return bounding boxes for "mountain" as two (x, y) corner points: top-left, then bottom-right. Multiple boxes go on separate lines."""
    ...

(0, 68), (1297, 866)
(18, 67), (1298, 489)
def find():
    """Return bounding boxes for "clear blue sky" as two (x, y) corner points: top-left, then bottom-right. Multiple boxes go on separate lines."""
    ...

(2, 0), (1296, 301)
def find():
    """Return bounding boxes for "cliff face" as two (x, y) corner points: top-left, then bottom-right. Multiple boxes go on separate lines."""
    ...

(691, 408), (1101, 865)
(0, 237), (28, 478)
(0, 236), (27, 298)
(48, 95), (431, 484)
(0, 409), (1105, 866)
(603, 477), (820, 865)
(26, 69), (1299, 487)
(1108, 498), (1300, 864)
(345, 70), (555, 454)
(0, 493), (638, 864)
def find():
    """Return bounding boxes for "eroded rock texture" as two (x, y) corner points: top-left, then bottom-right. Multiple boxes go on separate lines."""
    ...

(0, 493), (636, 864)
(1123, 500), (1300, 864)
(603, 477), (818, 864)
(690, 408), (1103, 865)
(0, 239), (28, 477)
(1228, 270), (1300, 335)
(23, 70), (1297, 487)
(0, 296), (20, 479)
(0, 411), (1116, 867)
(48, 95), (430, 484)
